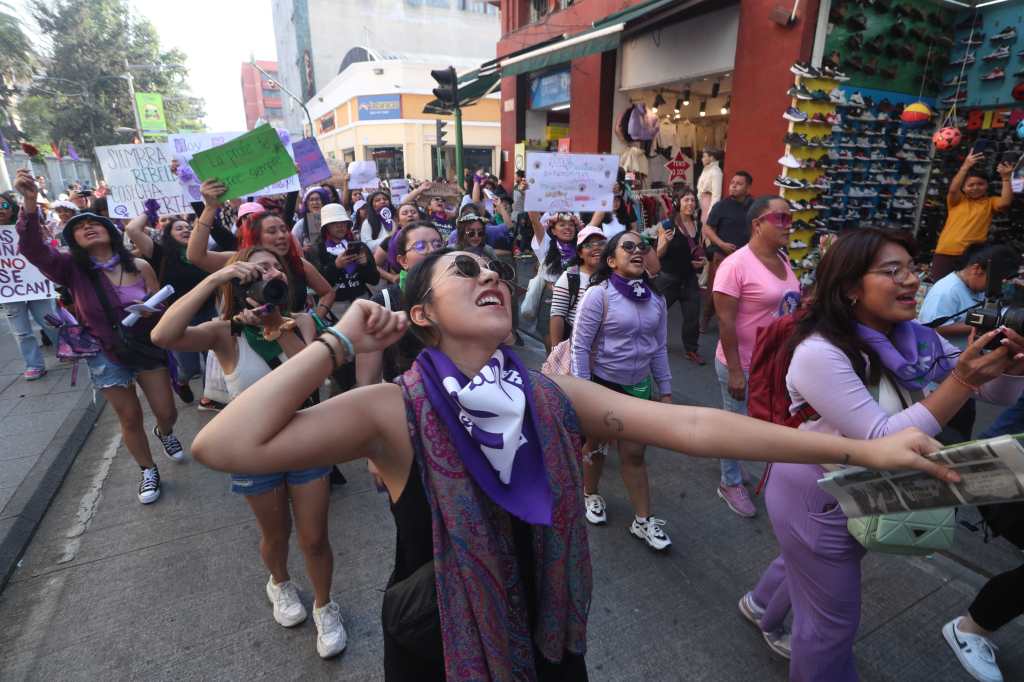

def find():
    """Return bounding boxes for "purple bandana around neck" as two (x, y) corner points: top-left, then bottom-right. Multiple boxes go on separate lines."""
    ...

(610, 272), (652, 301)
(415, 346), (553, 525)
(856, 321), (955, 391)
(555, 238), (575, 268)
(90, 254), (121, 271)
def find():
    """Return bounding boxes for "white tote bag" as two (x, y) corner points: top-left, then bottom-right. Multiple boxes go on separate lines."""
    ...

(203, 350), (231, 404)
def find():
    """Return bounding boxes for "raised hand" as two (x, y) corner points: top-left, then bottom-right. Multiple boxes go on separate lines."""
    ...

(335, 299), (408, 355)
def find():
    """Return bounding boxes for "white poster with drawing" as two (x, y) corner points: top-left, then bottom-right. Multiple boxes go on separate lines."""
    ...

(524, 152), (617, 212)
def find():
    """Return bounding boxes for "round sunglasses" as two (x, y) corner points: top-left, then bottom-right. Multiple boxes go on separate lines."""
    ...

(421, 255), (515, 302)
(619, 239), (651, 254)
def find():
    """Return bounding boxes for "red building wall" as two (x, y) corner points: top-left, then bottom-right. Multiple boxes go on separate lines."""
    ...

(240, 61), (281, 131)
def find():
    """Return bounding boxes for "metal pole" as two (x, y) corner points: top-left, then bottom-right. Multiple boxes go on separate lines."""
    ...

(454, 106), (464, 191)
(249, 59), (314, 137)
(123, 60), (145, 141)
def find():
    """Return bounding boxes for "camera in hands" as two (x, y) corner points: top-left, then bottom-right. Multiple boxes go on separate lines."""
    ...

(965, 252), (1024, 349)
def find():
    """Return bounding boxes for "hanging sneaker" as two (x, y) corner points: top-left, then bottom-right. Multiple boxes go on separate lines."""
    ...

(942, 617), (1003, 682)
(848, 91), (866, 107)
(982, 67), (1005, 81)
(629, 516), (672, 551)
(738, 593), (792, 660)
(138, 467), (161, 505)
(784, 132), (810, 147)
(960, 35), (984, 47)
(312, 601), (348, 659)
(829, 88), (847, 105)
(982, 46), (1010, 61)
(153, 425), (185, 462)
(717, 484), (756, 518)
(790, 61), (818, 77)
(991, 26), (1016, 43)
(584, 493), (607, 525)
(775, 176), (806, 190)
(783, 107), (808, 122)
(778, 153), (802, 169)
(951, 53), (976, 67)
(266, 577), (308, 627)
(787, 84), (814, 100)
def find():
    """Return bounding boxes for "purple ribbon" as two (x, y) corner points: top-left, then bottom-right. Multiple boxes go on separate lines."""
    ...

(90, 254), (122, 271)
(415, 346), (553, 525)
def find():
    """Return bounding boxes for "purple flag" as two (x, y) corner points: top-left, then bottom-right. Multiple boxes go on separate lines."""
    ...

(67, 143), (80, 161)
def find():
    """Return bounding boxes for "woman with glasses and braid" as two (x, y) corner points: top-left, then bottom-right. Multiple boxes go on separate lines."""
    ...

(740, 227), (1024, 680)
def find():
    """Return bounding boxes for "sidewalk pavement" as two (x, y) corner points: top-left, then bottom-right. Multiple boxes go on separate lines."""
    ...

(0, 323), (104, 590)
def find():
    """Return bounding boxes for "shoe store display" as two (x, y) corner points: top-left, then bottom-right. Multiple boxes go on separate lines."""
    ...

(982, 45), (1010, 61)
(981, 67), (1005, 81)
(991, 26), (1016, 42)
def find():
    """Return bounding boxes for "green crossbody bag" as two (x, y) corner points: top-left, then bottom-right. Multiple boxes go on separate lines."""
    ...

(845, 375), (956, 556)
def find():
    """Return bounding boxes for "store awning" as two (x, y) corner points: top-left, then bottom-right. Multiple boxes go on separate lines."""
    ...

(422, 66), (501, 115)
(496, 0), (717, 78)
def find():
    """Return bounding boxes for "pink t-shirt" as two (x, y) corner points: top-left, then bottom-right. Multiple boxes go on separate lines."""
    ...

(713, 245), (801, 372)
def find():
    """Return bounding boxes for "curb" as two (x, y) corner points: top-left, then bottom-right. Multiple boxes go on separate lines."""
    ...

(0, 390), (105, 592)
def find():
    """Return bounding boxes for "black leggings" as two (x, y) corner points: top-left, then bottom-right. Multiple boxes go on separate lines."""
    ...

(969, 563), (1024, 631)
(658, 272), (701, 353)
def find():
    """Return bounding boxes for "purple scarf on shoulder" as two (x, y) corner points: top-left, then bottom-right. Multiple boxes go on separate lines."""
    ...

(856, 321), (955, 391)
(398, 357), (591, 681)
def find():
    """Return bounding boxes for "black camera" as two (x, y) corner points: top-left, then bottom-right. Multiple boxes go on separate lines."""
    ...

(965, 253), (1024, 349)
(234, 276), (289, 308)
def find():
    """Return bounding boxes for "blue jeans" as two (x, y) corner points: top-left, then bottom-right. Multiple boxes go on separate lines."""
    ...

(230, 467), (331, 496)
(715, 358), (747, 486)
(980, 392), (1024, 439)
(4, 299), (59, 371)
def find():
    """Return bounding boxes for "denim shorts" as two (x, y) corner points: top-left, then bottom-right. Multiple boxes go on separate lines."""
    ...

(230, 467), (331, 496)
(86, 351), (138, 390)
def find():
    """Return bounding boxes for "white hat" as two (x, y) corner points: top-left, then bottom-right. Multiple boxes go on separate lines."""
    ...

(52, 200), (78, 212)
(320, 203), (351, 225)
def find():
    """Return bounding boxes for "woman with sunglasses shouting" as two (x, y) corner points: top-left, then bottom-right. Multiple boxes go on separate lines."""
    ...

(570, 231), (675, 550)
(193, 242), (960, 680)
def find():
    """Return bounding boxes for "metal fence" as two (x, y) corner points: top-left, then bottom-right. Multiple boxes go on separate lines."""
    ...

(1, 152), (96, 194)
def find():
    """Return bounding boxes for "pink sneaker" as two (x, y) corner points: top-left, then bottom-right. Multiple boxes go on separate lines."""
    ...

(718, 484), (756, 518)
(23, 368), (46, 381)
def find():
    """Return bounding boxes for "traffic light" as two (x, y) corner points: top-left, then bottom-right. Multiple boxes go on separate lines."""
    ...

(430, 66), (458, 109)
(436, 119), (448, 147)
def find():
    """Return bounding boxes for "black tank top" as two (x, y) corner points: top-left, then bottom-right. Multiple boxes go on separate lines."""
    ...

(289, 266), (308, 313)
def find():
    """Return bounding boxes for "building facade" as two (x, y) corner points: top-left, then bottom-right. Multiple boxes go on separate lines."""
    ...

(240, 61), (287, 130)
(307, 58), (500, 181)
(271, 0), (500, 135)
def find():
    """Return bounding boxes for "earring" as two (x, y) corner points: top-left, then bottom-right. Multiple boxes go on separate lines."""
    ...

(849, 297), (858, 306)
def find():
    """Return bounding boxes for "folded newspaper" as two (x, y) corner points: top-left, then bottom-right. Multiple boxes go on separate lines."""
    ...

(818, 434), (1024, 518)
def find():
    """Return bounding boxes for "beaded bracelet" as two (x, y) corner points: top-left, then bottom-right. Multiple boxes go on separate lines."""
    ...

(950, 368), (980, 393)
(322, 327), (355, 361)
(313, 337), (340, 370)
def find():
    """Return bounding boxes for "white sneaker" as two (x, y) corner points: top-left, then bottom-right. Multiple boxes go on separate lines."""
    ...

(943, 617), (1003, 682)
(138, 467), (160, 504)
(313, 601), (348, 658)
(629, 516), (672, 551)
(778, 153), (802, 169)
(266, 577), (307, 627)
(584, 493), (607, 525)
(739, 592), (791, 659)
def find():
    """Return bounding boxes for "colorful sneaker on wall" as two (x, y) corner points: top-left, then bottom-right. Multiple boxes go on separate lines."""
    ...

(950, 53), (976, 67)
(991, 26), (1016, 43)
(982, 46), (1011, 61)
(981, 67), (1006, 81)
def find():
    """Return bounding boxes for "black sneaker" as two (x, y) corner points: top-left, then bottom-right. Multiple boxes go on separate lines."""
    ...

(138, 467), (161, 505)
(153, 425), (185, 462)
(784, 132), (810, 147)
(173, 381), (194, 404)
(775, 176), (806, 190)
(788, 84), (814, 100)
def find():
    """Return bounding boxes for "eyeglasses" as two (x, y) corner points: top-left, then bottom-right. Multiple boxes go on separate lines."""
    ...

(407, 238), (444, 254)
(0, 201), (10, 210)
(465, 229), (484, 238)
(757, 211), (793, 228)
(619, 239), (651, 254)
(580, 239), (607, 251)
(867, 264), (919, 285)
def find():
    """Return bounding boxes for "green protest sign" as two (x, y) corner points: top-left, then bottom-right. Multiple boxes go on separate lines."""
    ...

(135, 92), (167, 132)
(188, 124), (298, 201)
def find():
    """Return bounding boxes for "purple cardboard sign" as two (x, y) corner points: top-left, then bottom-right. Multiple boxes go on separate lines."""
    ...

(292, 137), (332, 187)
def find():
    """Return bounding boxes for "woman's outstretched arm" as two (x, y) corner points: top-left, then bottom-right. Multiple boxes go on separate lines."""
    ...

(192, 300), (408, 474)
(552, 375), (958, 481)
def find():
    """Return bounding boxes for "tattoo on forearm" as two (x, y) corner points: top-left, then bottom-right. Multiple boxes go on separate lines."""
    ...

(604, 410), (624, 434)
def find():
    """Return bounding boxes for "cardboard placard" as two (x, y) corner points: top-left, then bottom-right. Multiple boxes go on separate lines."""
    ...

(94, 143), (193, 219)
(292, 137), (332, 187)
(188, 125), (299, 202)
(524, 152), (617, 212)
(0, 226), (58, 303)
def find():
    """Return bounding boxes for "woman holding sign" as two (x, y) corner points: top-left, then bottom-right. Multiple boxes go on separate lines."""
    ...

(190, 246), (960, 680)
(13, 170), (183, 506)
(187, 180), (336, 319)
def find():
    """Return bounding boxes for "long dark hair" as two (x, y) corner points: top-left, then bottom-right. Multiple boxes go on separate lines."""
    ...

(543, 214), (579, 277)
(791, 227), (918, 385)
(68, 219), (138, 274)
(589, 231), (653, 287)
(401, 247), (455, 346)
(365, 190), (395, 239)
(158, 216), (190, 282)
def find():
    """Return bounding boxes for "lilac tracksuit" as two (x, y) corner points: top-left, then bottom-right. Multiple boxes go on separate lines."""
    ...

(569, 281), (672, 396)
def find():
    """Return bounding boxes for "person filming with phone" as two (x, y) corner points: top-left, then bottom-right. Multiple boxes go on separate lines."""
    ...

(931, 148), (1013, 282)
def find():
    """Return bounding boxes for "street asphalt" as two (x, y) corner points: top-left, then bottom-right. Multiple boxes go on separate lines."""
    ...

(0, 306), (1022, 681)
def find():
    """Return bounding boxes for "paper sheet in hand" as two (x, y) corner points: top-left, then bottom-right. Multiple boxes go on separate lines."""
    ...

(818, 434), (1024, 517)
(188, 125), (299, 201)
(524, 152), (617, 212)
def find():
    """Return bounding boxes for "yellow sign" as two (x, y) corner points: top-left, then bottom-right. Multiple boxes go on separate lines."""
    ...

(545, 125), (569, 141)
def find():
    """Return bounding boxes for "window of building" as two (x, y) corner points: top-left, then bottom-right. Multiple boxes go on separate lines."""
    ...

(366, 145), (405, 179)
(342, 148), (356, 164)
(406, 0), (451, 8)
(431, 145), (493, 181)
(457, 0), (497, 12)
(265, 107), (284, 118)
(319, 112), (335, 134)
(530, 0), (548, 23)
(262, 88), (278, 98)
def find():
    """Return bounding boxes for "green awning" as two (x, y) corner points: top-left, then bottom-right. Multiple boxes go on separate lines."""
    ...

(423, 68), (501, 115)
(499, 28), (621, 77)
(592, 0), (681, 29)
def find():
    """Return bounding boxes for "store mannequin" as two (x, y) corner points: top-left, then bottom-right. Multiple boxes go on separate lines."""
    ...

(696, 148), (724, 219)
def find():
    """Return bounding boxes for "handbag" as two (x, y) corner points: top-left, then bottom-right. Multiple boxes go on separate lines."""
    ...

(90, 270), (167, 371)
(846, 375), (956, 555)
(519, 269), (546, 321)
(381, 560), (442, 660)
(542, 282), (608, 376)
(44, 312), (101, 386)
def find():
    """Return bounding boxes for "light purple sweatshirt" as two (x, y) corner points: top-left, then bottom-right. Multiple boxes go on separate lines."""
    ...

(788, 333), (1024, 439)
(570, 281), (672, 396)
